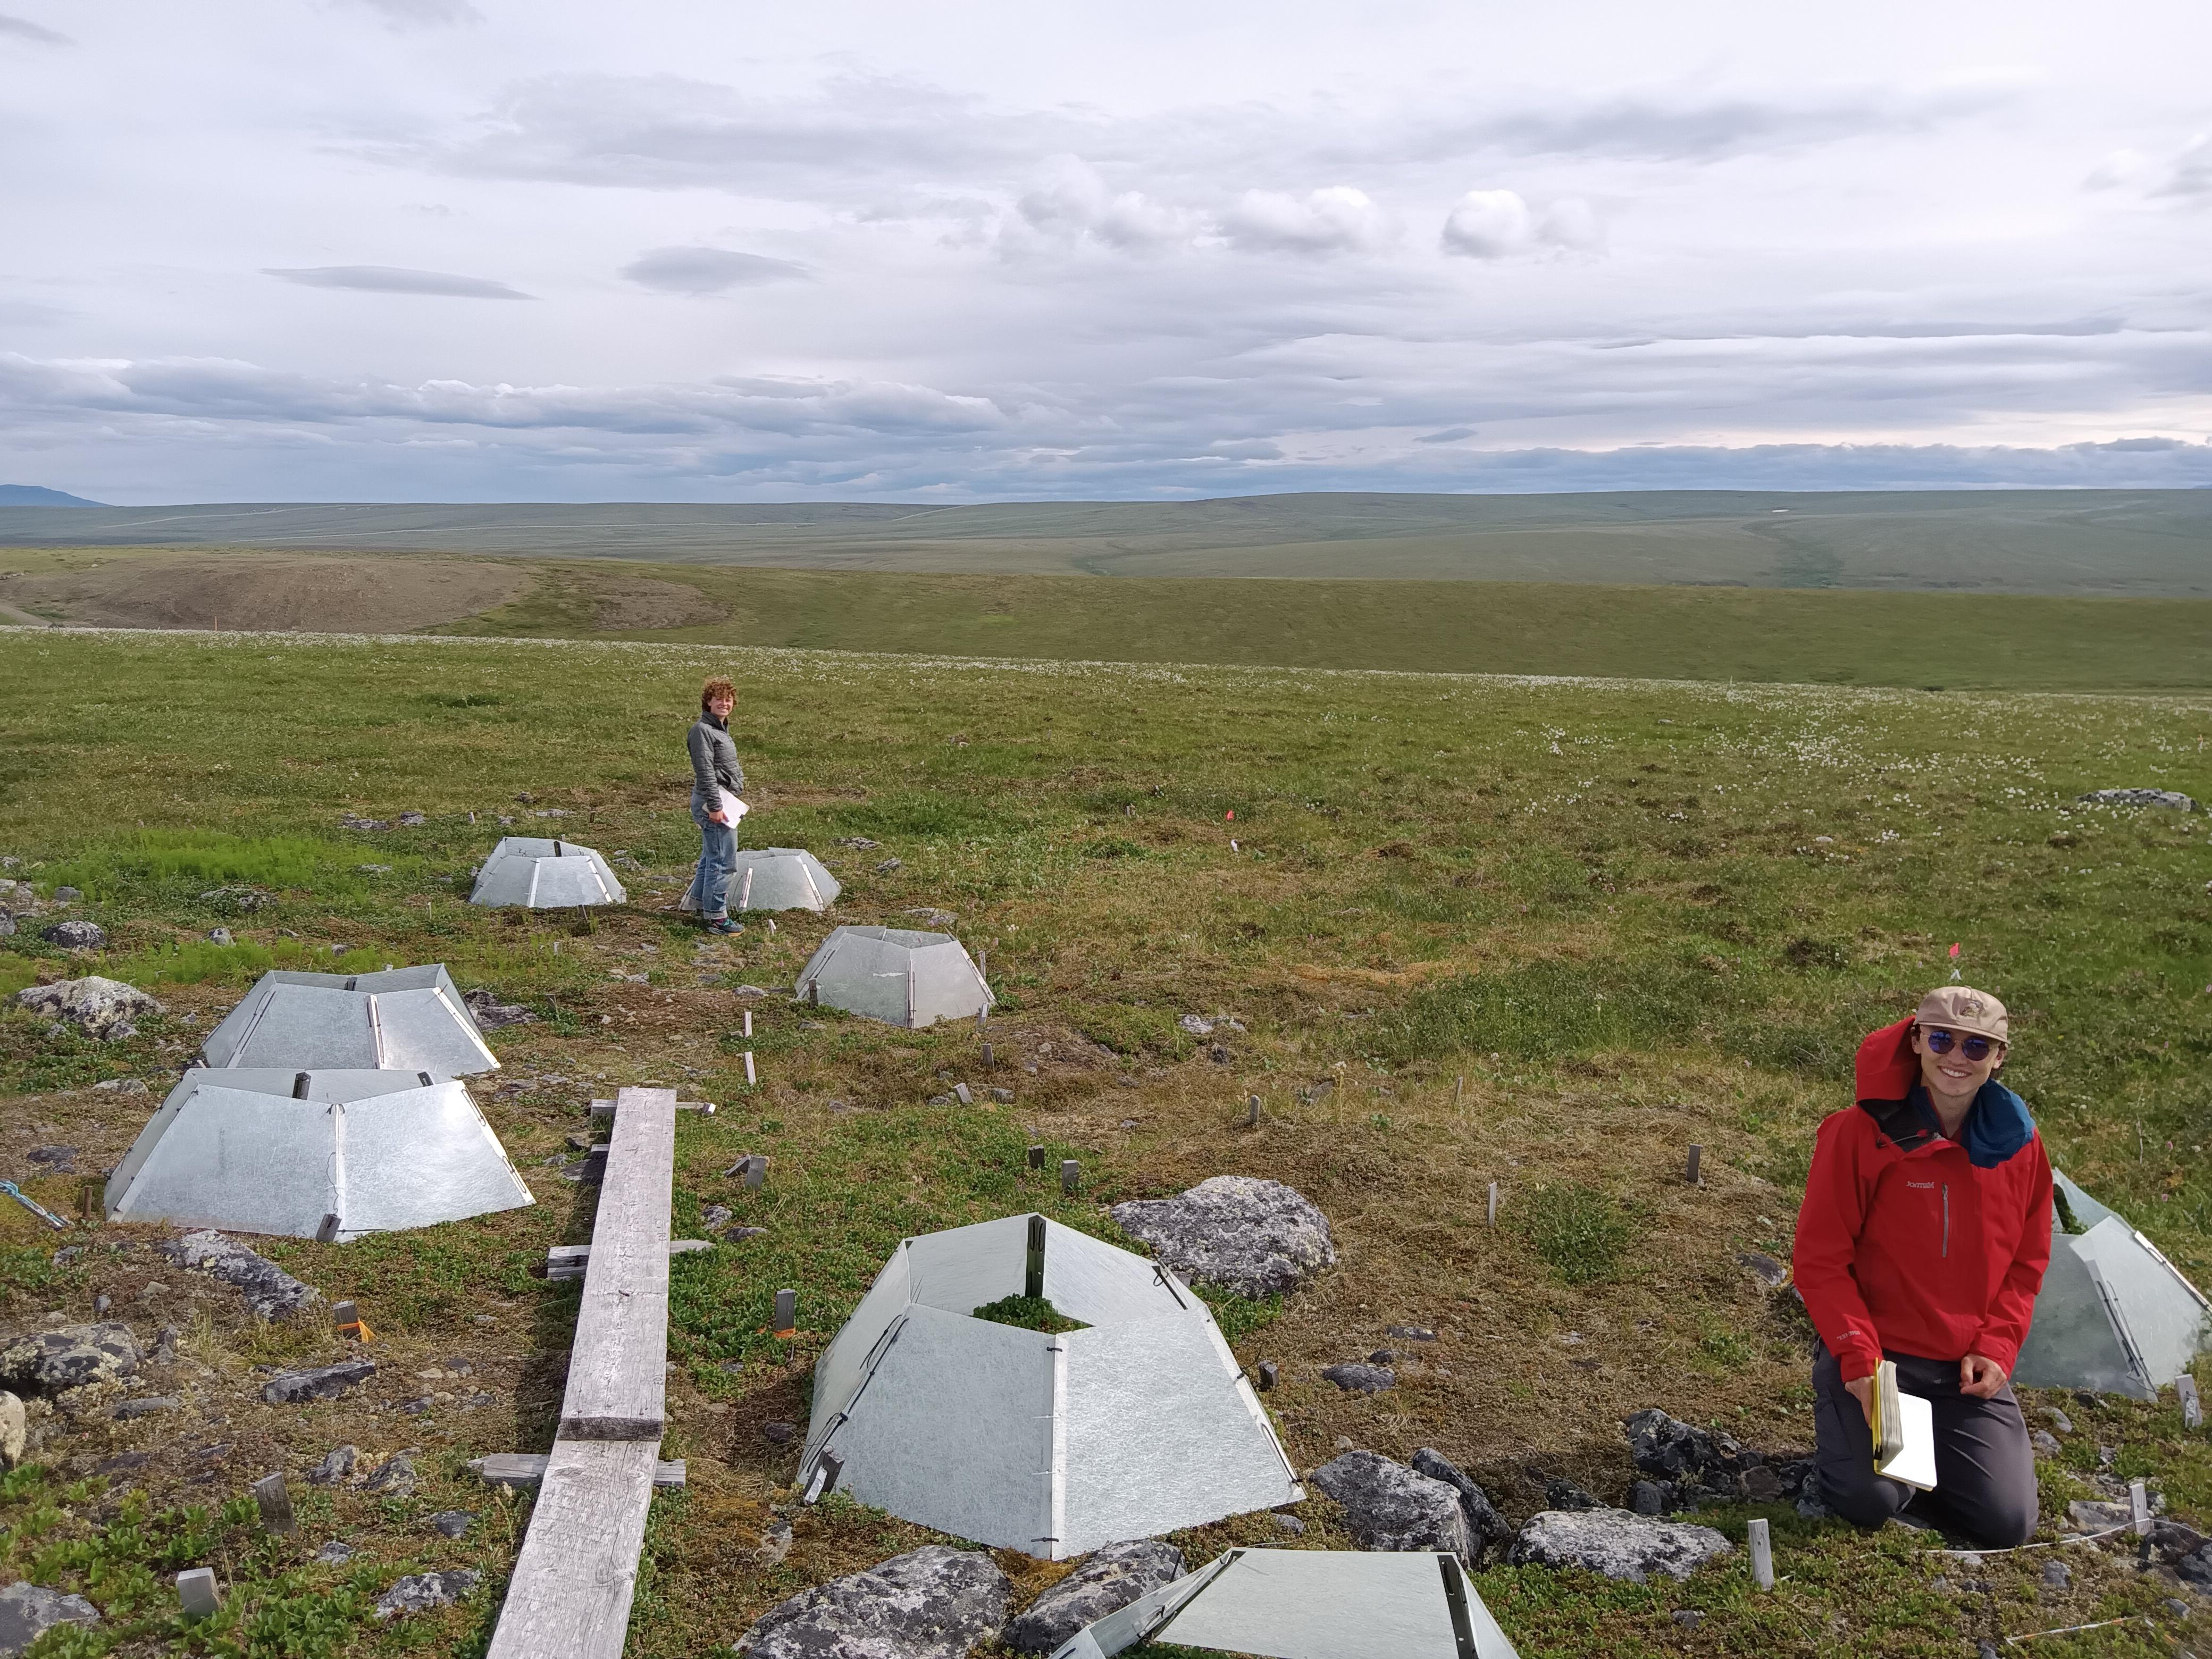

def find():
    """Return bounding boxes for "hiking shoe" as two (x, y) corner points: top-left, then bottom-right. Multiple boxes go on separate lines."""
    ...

(702, 916), (742, 935)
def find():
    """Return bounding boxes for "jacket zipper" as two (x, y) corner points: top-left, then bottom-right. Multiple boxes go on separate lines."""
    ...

(1941, 1184), (1950, 1258)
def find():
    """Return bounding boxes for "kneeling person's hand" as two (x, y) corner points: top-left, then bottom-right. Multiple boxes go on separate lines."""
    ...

(1959, 1352), (2008, 1398)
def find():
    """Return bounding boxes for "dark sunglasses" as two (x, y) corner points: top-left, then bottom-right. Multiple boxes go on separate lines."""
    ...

(1923, 1027), (2000, 1062)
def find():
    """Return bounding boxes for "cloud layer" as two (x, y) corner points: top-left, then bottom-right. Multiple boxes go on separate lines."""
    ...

(1, 1), (2208, 501)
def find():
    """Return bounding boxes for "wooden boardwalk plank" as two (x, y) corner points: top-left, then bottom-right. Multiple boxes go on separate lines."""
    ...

(483, 1438), (660, 1659)
(559, 1085), (676, 1441)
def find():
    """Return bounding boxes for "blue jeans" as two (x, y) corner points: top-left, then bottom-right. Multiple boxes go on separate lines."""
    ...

(684, 791), (736, 919)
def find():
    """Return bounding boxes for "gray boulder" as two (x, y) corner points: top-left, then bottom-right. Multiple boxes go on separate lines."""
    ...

(261, 1360), (375, 1406)
(38, 921), (108, 952)
(161, 1232), (319, 1320)
(735, 1545), (1010, 1659)
(1411, 1448), (1513, 1560)
(308, 1445), (358, 1486)
(1511, 1509), (1732, 1582)
(13, 976), (154, 1039)
(1108, 1175), (1335, 1297)
(0, 1322), (140, 1397)
(2178, 1547), (2212, 1594)
(0, 1582), (100, 1656)
(1321, 1363), (1395, 1394)
(1308, 1452), (1473, 1562)
(2077, 789), (2198, 811)
(1007, 1539), (1184, 1654)
(373, 1570), (479, 1621)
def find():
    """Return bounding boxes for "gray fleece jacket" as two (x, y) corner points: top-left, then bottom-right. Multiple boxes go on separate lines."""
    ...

(686, 714), (745, 801)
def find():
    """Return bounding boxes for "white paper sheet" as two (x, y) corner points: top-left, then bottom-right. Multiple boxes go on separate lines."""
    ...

(1878, 1390), (1937, 1490)
(717, 789), (749, 823)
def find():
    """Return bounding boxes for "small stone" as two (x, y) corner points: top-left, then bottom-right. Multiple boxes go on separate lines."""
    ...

(873, 858), (903, 874)
(764, 1421), (796, 1444)
(1309, 1452), (1474, 1560)
(2041, 1559), (2071, 1590)
(52, 887), (80, 903)
(2165, 1597), (2192, 1620)
(2032, 1430), (2063, 1457)
(1386, 1325), (1438, 1341)
(1006, 1539), (1185, 1653)
(0, 1322), (141, 1397)
(307, 1445), (357, 1486)
(261, 1360), (374, 1406)
(1672, 1610), (1704, 1629)
(26, 1145), (77, 1171)
(373, 1570), (479, 1621)
(1109, 1176), (1336, 1298)
(735, 1545), (1009, 1659)
(426, 1510), (474, 1538)
(702, 1204), (734, 1230)
(312, 1540), (354, 1565)
(1629, 1480), (1669, 1516)
(1273, 1513), (1306, 1535)
(13, 975), (155, 1038)
(112, 1395), (180, 1420)
(988, 1087), (1015, 1104)
(2076, 788), (2199, 811)
(2047, 1406), (2075, 1434)
(1410, 1447), (1513, 1559)
(362, 1452), (416, 1497)
(207, 928), (233, 946)
(0, 1582), (101, 1652)
(1510, 1509), (1733, 1583)
(462, 988), (535, 1029)
(1254, 1361), (1279, 1390)
(162, 1231), (319, 1321)
(1545, 1478), (1601, 1512)
(1368, 1348), (1399, 1364)
(1321, 1363), (1395, 1394)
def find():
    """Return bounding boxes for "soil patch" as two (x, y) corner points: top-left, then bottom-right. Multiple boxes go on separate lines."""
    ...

(0, 552), (527, 633)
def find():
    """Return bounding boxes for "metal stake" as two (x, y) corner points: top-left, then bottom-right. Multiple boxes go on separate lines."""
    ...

(252, 1473), (295, 1536)
(1686, 1144), (1703, 1185)
(1027, 1144), (1046, 1171)
(177, 1569), (220, 1620)
(1025, 1214), (1046, 1300)
(2180, 1374), (2203, 1430)
(1247, 1094), (1261, 1128)
(1060, 1159), (1080, 1195)
(774, 1287), (797, 1336)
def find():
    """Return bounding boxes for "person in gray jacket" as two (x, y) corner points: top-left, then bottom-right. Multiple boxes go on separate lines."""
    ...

(682, 676), (744, 933)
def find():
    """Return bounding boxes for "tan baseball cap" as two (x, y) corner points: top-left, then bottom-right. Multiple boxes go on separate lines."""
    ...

(1915, 985), (2008, 1044)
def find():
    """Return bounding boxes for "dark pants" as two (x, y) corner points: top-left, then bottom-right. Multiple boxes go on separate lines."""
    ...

(1812, 1344), (2038, 1548)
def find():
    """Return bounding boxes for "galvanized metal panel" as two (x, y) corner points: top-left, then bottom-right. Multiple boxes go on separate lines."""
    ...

(108, 1087), (337, 1236)
(336, 1082), (534, 1238)
(370, 987), (499, 1076)
(818, 1303), (1055, 1554)
(223, 984), (384, 1069)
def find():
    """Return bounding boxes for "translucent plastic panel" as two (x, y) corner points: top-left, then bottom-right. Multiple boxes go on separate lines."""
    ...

(2073, 1218), (2212, 1387)
(804, 1246), (916, 1469)
(1060, 1313), (1300, 1553)
(906, 1215), (1031, 1314)
(732, 850), (841, 912)
(2015, 1229), (2150, 1398)
(1040, 1219), (1193, 1327)
(1157, 1549), (1518, 1659)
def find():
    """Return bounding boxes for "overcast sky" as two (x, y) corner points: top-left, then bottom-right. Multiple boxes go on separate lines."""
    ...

(3, 0), (2210, 502)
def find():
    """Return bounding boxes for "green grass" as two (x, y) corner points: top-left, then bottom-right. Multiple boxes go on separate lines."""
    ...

(968, 1293), (1088, 1334)
(439, 564), (2212, 690)
(2, 629), (2210, 1658)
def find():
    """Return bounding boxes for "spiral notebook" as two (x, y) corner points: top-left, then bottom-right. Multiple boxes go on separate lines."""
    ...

(1872, 1360), (1938, 1491)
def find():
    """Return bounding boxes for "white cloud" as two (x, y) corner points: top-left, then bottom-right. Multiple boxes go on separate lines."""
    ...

(336, 0), (481, 28)
(2159, 133), (2212, 197)
(621, 247), (809, 295)
(1014, 157), (1197, 252)
(264, 266), (532, 299)
(1441, 190), (1601, 258)
(0, 12), (68, 46)
(1218, 186), (1393, 254)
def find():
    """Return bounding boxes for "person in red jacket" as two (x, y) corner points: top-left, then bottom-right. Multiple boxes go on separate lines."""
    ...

(1792, 985), (2052, 1547)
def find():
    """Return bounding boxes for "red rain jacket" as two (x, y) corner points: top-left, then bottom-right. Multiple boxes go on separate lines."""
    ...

(1793, 1018), (2054, 1382)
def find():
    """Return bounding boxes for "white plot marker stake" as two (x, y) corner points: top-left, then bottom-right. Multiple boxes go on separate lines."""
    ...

(1487, 1182), (1499, 1228)
(743, 1051), (757, 1086)
(2131, 1479), (2150, 1537)
(1748, 1517), (1773, 1590)
(2179, 1375), (2203, 1430)
(742, 1009), (752, 1037)
(177, 1569), (220, 1620)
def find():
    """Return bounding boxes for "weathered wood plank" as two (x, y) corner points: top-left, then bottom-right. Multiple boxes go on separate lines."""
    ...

(558, 1085), (676, 1442)
(474, 1451), (685, 1488)
(484, 1437), (660, 1659)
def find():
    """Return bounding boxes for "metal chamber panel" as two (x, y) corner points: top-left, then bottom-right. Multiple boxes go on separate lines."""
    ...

(794, 926), (994, 1028)
(731, 849), (842, 912)
(468, 836), (627, 908)
(335, 1083), (534, 1238)
(104, 1077), (532, 1241)
(805, 1213), (1300, 1558)
(824, 1303), (1053, 1554)
(1150, 1550), (1519, 1659)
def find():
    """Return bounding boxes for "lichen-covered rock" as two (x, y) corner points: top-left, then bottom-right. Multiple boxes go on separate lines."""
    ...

(160, 1232), (318, 1320)
(307, 1445), (357, 1486)
(1410, 1448), (1512, 1559)
(1007, 1539), (1183, 1654)
(362, 1452), (416, 1497)
(2077, 789), (2198, 811)
(735, 1545), (1010, 1659)
(1321, 1363), (1395, 1394)
(0, 1323), (140, 1397)
(0, 1581), (100, 1656)
(1308, 1451), (1473, 1562)
(13, 976), (154, 1038)
(0, 1394), (22, 1470)
(1619, 1409), (1809, 1510)
(261, 1360), (375, 1406)
(1511, 1508), (1732, 1582)
(1108, 1176), (1335, 1297)
(38, 921), (108, 952)
(373, 1570), (479, 1621)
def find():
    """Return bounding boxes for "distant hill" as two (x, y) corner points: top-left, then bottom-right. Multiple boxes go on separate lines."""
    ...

(0, 485), (104, 507)
(0, 488), (2207, 593)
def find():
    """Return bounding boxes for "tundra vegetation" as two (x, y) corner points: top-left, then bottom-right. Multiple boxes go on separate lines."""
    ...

(0, 628), (2205, 1657)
